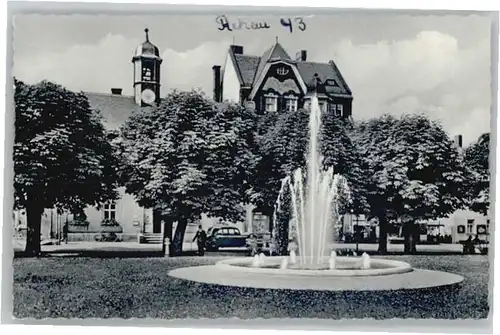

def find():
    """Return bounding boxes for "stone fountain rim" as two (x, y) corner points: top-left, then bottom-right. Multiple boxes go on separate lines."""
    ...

(215, 256), (413, 277)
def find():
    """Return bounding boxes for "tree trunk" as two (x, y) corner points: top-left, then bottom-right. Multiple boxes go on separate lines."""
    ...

(377, 215), (388, 254)
(403, 222), (418, 254)
(172, 217), (188, 255)
(24, 197), (44, 257)
(411, 224), (418, 254)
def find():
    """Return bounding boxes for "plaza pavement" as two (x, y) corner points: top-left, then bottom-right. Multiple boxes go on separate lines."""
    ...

(11, 238), (464, 255)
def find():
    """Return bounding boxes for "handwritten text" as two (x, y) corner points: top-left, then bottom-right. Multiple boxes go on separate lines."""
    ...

(216, 15), (307, 33)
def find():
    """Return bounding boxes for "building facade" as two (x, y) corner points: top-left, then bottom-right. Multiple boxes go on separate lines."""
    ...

(13, 29), (246, 243)
(212, 41), (355, 234)
(212, 41), (353, 118)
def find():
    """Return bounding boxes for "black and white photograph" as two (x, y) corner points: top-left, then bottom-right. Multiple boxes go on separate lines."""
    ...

(2, 2), (498, 332)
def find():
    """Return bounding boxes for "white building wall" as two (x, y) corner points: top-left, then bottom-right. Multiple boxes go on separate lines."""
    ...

(12, 187), (151, 242)
(439, 209), (491, 243)
(222, 55), (241, 103)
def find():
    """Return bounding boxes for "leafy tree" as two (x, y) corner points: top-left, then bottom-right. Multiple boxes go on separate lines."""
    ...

(248, 107), (367, 254)
(464, 132), (490, 215)
(14, 79), (120, 256)
(354, 114), (468, 254)
(120, 90), (257, 254)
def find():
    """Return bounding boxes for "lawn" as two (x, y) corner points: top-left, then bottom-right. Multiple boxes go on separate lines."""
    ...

(12, 255), (490, 319)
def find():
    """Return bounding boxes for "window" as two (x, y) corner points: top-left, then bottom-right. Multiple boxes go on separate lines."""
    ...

(103, 202), (116, 220)
(467, 219), (474, 234)
(142, 67), (152, 81)
(329, 104), (337, 115)
(319, 101), (327, 113)
(336, 104), (344, 117)
(304, 100), (311, 110)
(264, 94), (277, 112)
(457, 225), (466, 234)
(285, 96), (298, 112)
(329, 103), (343, 117)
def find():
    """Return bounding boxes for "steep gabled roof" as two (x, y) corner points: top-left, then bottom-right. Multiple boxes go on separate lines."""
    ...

(233, 54), (260, 87)
(229, 42), (353, 98)
(253, 42), (292, 86)
(296, 61), (352, 96)
(85, 92), (140, 130)
(267, 42), (292, 61)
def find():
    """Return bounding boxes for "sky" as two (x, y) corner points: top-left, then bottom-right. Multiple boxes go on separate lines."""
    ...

(12, 11), (495, 145)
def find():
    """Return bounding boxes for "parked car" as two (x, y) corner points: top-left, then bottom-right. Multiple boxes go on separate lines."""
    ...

(205, 226), (248, 251)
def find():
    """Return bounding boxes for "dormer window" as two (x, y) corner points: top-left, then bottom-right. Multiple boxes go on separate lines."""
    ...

(284, 95), (298, 112)
(264, 93), (278, 112)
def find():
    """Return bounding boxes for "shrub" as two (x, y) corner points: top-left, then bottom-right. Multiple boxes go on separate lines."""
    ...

(70, 218), (90, 227)
(100, 218), (120, 227)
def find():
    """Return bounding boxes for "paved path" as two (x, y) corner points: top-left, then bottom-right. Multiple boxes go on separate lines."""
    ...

(12, 239), (464, 255)
(331, 242), (464, 253)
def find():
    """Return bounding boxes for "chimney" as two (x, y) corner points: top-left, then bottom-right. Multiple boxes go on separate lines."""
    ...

(212, 65), (222, 102)
(111, 88), (122, 95)
(454, 134), (463, 148)
(230, 45), (244, 55)
(296, 50), (307, 62)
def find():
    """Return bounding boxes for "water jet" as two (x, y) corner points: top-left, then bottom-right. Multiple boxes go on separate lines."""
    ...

(168, 94), (464, 291)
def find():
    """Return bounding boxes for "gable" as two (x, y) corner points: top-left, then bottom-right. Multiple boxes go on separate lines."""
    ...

(250, 61), (307, 99)
(259, 63), (302, 95)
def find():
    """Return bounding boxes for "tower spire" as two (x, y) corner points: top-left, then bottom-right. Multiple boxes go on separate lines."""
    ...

(145, 28), (149, 42)
(276, 36), (279, 43)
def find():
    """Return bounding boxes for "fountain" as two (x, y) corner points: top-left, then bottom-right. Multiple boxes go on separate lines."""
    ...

(252, 254), (260, 267)
(280, 258), (288, 269)
(289, 250), (297, 264)
(168, 93), (464, 291)
(329, 251), (336, 270)
(361, 253), (370, 270)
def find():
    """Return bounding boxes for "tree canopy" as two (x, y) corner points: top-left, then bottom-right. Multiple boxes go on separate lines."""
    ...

(464, 132), (490, 215)
(120, 90), (258, 253)
(353, 114), (469, 253)
(14, 79), (120, 255)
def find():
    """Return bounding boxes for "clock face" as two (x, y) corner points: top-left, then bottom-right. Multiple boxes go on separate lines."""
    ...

(141, 89), (156, 104)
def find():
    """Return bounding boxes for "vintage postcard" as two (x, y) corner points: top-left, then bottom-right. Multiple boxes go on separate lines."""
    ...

(2, 2), (498, 333)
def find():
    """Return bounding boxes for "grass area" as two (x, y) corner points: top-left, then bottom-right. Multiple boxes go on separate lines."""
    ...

(12, 255), (490, 319)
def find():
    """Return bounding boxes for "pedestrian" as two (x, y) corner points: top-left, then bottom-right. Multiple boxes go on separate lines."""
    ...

(62, 221), (68, 244)
(247, 234), (257, 256)
(192, 225), (207, 256)
(464, 235), (474, 254)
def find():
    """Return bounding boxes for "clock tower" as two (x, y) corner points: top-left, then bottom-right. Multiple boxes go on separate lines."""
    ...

(132, 28), (162, 106)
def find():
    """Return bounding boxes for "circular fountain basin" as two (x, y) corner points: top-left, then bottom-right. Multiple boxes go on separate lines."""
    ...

(168, 256), (464, 291)
(215, 256), (412, 277)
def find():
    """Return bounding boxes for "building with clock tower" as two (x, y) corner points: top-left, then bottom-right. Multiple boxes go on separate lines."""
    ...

(132, 28), (162, 106)
(15, 29), (167, 243)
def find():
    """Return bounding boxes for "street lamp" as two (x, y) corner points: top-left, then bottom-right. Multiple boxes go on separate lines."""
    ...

(350, 209), (359, 254)
(355, 214), (360, 254)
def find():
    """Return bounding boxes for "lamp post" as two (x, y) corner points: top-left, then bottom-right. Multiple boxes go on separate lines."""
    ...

(355, 215), (360, 254)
